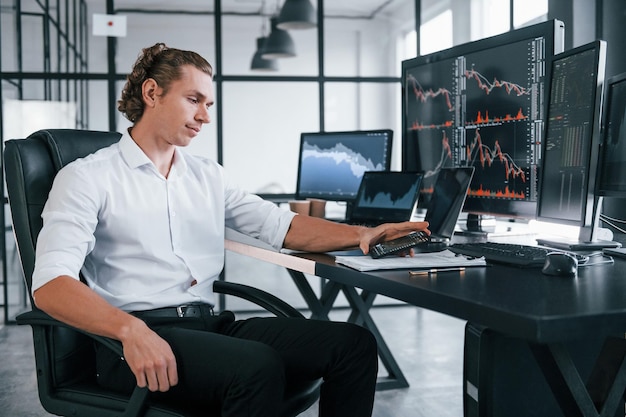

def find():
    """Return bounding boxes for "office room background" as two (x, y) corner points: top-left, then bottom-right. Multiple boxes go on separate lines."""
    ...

(0, 0), (626, 321)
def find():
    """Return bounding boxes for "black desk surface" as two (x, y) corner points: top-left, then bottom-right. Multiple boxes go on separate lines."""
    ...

(296, 251), (626, 344)
(226, 227), (626, 345)
(226, 227), (626, 415)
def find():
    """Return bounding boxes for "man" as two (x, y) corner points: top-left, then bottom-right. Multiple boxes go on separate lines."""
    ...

(32, 43), (429, 416)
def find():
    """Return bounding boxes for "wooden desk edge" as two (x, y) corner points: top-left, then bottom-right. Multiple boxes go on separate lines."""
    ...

(224, 239), (316, 275)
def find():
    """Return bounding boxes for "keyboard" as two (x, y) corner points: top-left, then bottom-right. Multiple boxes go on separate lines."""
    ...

(449, 242), (588, 267)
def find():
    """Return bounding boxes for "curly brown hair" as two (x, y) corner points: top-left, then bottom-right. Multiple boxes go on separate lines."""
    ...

(118, 43), (213, 123)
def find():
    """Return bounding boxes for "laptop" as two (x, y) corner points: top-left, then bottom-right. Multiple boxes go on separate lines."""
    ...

(347, 171), (423, 227)
(418, 167), (475, 250)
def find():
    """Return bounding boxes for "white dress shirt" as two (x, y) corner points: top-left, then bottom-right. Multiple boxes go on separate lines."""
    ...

(32, 132), (296, 311)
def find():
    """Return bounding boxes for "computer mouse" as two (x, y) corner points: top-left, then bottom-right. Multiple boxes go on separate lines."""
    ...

(541, 252), (578, 277)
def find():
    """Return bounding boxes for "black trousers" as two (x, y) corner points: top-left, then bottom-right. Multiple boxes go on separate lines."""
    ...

(95, 312), (378, 417)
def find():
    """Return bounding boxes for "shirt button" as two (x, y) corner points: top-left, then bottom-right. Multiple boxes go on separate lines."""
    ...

(171, 211), (176, 217)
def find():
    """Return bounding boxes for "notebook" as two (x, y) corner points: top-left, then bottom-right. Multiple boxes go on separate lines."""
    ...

(347, 171), (423, 227)
(421, 166), (475, 246)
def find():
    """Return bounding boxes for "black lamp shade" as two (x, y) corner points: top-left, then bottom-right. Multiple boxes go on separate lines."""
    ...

(251, 37), (279, 71)
(261, 17), (296, 59)
(277, 0), (316, 30)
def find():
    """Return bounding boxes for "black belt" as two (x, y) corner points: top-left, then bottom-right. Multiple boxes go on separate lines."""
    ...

(132, 303), (214, 319)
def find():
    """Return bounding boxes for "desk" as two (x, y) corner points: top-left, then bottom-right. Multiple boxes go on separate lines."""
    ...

(225, 229), (626, 417)
(225, 231), (411, 390)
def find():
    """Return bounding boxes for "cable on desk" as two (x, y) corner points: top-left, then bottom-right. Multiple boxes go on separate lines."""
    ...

(578, 251), (614, 267)
(599, 214), (626, 234)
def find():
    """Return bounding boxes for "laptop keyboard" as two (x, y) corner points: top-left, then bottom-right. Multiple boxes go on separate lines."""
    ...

(449, 242), (589, 267)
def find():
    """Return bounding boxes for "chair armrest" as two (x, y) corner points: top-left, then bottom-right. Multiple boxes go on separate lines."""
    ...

(213, 280), (305, 319)
(16, 309), (150, 417)
(17, 309), (124, 356)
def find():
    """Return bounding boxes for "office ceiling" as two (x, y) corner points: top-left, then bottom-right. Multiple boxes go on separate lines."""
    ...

(110, 0), (411, 19)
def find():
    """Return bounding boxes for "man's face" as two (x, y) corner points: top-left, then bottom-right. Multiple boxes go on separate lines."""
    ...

(150, 65), (214, 148)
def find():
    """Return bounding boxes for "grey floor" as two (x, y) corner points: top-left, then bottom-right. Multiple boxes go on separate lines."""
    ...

(0, 249), (467, 417)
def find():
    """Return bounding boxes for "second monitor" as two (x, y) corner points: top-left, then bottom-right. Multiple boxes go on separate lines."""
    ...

(535, 40), (619, 250)
(597, 71), (626, 258)
(295, 129), (393, 202)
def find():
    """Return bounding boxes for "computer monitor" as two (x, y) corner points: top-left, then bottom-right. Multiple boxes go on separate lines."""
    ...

(594, 72), (626, 257)
(597, 71), (626, 197)
(401, 19), (565, 231)
(535, 40), (618, 250)
(295, 129), (393, 202)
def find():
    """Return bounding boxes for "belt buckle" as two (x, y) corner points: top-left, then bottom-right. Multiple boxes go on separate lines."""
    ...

(176, 305), (189, 318)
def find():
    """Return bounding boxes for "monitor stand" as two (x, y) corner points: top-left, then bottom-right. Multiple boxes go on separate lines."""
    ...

(603, 247), (626, 259)
(535, 237), (621, 251)
(536, 226), (622, 251)
(535, 196), (623, 251)
(460, 214), (497, 236)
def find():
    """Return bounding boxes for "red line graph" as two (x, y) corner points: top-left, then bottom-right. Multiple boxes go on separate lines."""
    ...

(411, 119), (453, 131)
(407, 74), (455, 130)
(466, 129), (526, 196)
(422, 131), (454, 180)
(465, 67), (530, 97)
(443, 132), (452, 159)
(407, 74), (454, 110)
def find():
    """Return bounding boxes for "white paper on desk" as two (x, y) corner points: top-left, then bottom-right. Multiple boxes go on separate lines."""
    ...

(335, 249), (486, 271)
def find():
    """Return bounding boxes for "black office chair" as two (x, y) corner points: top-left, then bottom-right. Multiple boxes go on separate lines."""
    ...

(4, 129), (321, 417)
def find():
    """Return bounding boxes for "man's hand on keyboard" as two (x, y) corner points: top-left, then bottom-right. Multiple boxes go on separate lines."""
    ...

(359, 221), (430, 256)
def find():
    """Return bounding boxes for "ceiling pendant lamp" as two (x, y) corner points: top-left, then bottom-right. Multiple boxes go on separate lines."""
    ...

(276, 0), (316, 30)
(251, 37), (279, 71)
(261, 16), (296, 59)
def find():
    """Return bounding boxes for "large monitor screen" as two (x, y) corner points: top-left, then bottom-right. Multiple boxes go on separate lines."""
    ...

(535, 40), (608, 248)
(597, 71), (626, 197)
(295, 130), (393, 201)
(402, 20), (564, 220)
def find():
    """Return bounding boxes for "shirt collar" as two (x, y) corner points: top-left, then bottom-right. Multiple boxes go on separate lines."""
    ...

(119, 131), (189, 177)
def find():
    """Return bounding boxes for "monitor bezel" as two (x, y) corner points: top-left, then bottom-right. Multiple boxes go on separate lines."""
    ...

(294, 129), (393, 202)
(596, 71), (626, 198)
(401, 19), (565, 220)
(535, 39), (607, 234)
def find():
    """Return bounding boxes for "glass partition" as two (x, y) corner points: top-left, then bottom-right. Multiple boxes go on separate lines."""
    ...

(222, 82), (319, 194)
(324, 1), (414, 77)
(114, 12), (215, 75)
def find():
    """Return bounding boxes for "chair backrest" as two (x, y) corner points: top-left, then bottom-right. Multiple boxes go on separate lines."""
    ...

(4, 129), (123, 407)
(5, 129), (122, 301)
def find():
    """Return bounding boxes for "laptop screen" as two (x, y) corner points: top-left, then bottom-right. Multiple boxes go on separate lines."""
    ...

(423, 167), (475, 239)
(349, 171), (423, 225)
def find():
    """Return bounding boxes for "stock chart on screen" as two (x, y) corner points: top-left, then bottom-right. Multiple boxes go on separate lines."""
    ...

(402, 20), (564, 220)
(295, 130), (393, 201)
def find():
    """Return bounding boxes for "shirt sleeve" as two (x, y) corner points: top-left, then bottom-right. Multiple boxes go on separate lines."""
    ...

(32, 163), (99, 293)
(222, 170), (296, 250)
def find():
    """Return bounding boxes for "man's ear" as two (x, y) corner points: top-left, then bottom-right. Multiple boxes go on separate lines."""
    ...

(142, 78), (159, 107)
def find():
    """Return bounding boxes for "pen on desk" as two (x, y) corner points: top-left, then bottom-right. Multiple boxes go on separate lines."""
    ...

(409, 267), (466, 276)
